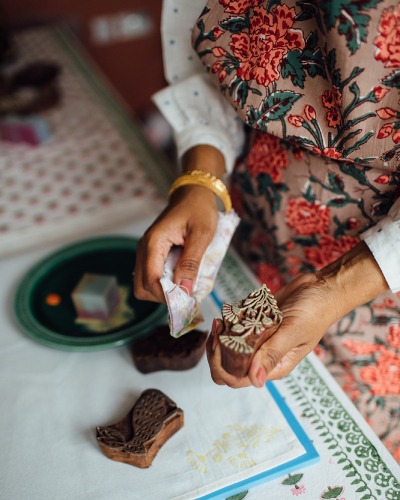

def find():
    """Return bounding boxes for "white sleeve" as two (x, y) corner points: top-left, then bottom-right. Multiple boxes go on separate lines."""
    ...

(152, 0), (245, 173)
(360, 197), (400, 293)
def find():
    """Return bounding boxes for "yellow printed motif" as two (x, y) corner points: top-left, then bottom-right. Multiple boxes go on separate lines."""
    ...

(186, 424), (281, 473)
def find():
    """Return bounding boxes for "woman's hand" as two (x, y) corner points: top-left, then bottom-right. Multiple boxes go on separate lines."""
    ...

(134, 185), (218, 303)
(207, 242), (389, 388)
(134, 145), (225, 304)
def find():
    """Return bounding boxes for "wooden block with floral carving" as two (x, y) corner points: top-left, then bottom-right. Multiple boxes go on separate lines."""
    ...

(217, 284), (283, 378)
(96, 389), (184, 468)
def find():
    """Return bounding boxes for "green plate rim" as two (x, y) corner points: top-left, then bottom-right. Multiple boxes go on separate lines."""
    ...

(14, 235), (167, 351)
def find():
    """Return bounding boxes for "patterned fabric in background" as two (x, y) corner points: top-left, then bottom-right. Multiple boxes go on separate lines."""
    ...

(192, 0), (400, 462)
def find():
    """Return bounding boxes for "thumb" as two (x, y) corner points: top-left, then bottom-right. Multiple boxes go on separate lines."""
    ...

(247, 322), (301, 387)
(174, 225), (213, 296)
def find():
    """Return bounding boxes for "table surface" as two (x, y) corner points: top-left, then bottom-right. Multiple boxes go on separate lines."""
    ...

(1, 218), (400, 500)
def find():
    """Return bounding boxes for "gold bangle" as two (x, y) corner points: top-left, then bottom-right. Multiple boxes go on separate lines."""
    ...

(168, 170), (232, 213)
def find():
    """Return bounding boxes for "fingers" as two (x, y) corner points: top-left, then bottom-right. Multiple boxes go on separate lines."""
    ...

(133, 234), (169, 304)
(174, 224), (214, 295)
(206, 319), (252, 389)
(248, 321), (307, 387)
(264, 344), (312, 380)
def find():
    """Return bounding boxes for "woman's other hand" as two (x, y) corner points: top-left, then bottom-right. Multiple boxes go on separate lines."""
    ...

(207, 242), (389, 388)
(134, 145), (225, 304)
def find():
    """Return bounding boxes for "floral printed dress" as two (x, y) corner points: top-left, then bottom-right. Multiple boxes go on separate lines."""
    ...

(192, 0), (400, 462)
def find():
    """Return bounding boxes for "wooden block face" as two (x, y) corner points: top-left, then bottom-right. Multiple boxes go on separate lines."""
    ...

(218, 284), (282, 378)
(131, 325), (208, 373)
(96, 389), (184, 468)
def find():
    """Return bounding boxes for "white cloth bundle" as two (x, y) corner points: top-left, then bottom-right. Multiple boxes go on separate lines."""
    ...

(160, 210), (240, 337)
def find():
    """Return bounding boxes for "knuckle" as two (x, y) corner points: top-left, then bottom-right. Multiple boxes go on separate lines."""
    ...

(178, 259), (199, 274)
(262, 348), (281, 371)
(142, 278), (153, 293)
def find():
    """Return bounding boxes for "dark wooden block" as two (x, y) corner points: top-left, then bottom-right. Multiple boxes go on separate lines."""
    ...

(96, 389), (184, 468)
(131, 325), (207, 373)
(217, 284), (282, 378)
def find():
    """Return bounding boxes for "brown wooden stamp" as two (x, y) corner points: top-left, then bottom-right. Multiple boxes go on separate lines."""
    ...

(131, 325), (207, 373)
(217, 284), (282, 378)
(96, 389), (184, 468)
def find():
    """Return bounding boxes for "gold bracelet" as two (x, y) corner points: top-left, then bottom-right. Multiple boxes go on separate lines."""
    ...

(168, 170), (232, 213)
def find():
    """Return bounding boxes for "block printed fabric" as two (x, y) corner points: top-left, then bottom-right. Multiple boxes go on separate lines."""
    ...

(193, 0), (400, 462)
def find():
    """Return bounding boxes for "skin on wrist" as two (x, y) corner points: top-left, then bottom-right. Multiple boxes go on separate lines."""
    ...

(315, 241), (389, 322)
(182, 145), (226, 179)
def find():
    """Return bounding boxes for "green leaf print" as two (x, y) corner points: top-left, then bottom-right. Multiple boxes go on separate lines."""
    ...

(381, 70), (400, 89)
(267, 0), (281, 13)
(281, 50), (306, 88)
(225, 491), (248, 500)
(281, 472), (304, 485)
(246, 91), (302, 129)
(328, 172), (345, 192)
(295, 0), (325, 33)
(321, 485), (344, 499)
(327, 197), (351, 207)
(320, 0), (382, 54)
(219, 15), (249, 34)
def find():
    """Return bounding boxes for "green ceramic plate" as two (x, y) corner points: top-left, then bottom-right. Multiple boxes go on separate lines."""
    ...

(14, 236), (167, 351)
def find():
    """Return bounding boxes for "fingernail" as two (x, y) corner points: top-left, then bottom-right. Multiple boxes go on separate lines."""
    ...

(211, 318), (218, 336)
(256, 367), (267, 388)
(180, 279), (193, 296)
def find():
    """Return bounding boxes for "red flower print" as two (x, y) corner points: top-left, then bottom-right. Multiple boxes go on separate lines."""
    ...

(388, 323), (400, 349)
(393, 130), (400, 143)
(320, 90), (336, 109)
(394, 446), (400, 463)
(384, 298), (396, 308)
(212, 61), (223, 73)
(377, 107), (398, 119)
(213, 27), (225, 40)
(345, 217), (361, 229)
(312, 147), (341, 159)
(378, 123), (394, 139)
(229, 5), (305, 86)
(256, 262), (284, 293)
(285, 198), (330, 235)
(375, 174), (391, 183)
(246, 133), (289, 181)
(325, 108), (341, 128)
(288, 115), (304, 127)
(373, 86), (390, 102)
(374, 5), (400, 68)
(220, 0), (262, 14)
(213, 47), (227, 57)
(332, 86), (341, 106)
(313, 344), (325, 360)
(293, 148), (303, 160)
(285, 240), (295, 250)
(287, 254), (302, 276)
(304, 235), (359, 270)
(219, 69), (228, 82)
(360, 350), (400, 395)
(343, 339), (384, 355)
(304, 104), (316, 121)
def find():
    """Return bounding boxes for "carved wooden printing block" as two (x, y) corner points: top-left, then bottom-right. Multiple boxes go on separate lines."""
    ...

(131, 325), (207, 373)
(96, 389), (184, 468)
(218, 284), (282, 378)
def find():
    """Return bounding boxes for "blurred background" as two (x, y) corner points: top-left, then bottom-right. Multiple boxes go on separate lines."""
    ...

(0, 1), (178, 257)
(0, 0), (173, 150)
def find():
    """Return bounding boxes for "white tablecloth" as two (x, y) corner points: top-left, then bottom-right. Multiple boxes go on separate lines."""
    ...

(1, 217), (400, 500)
